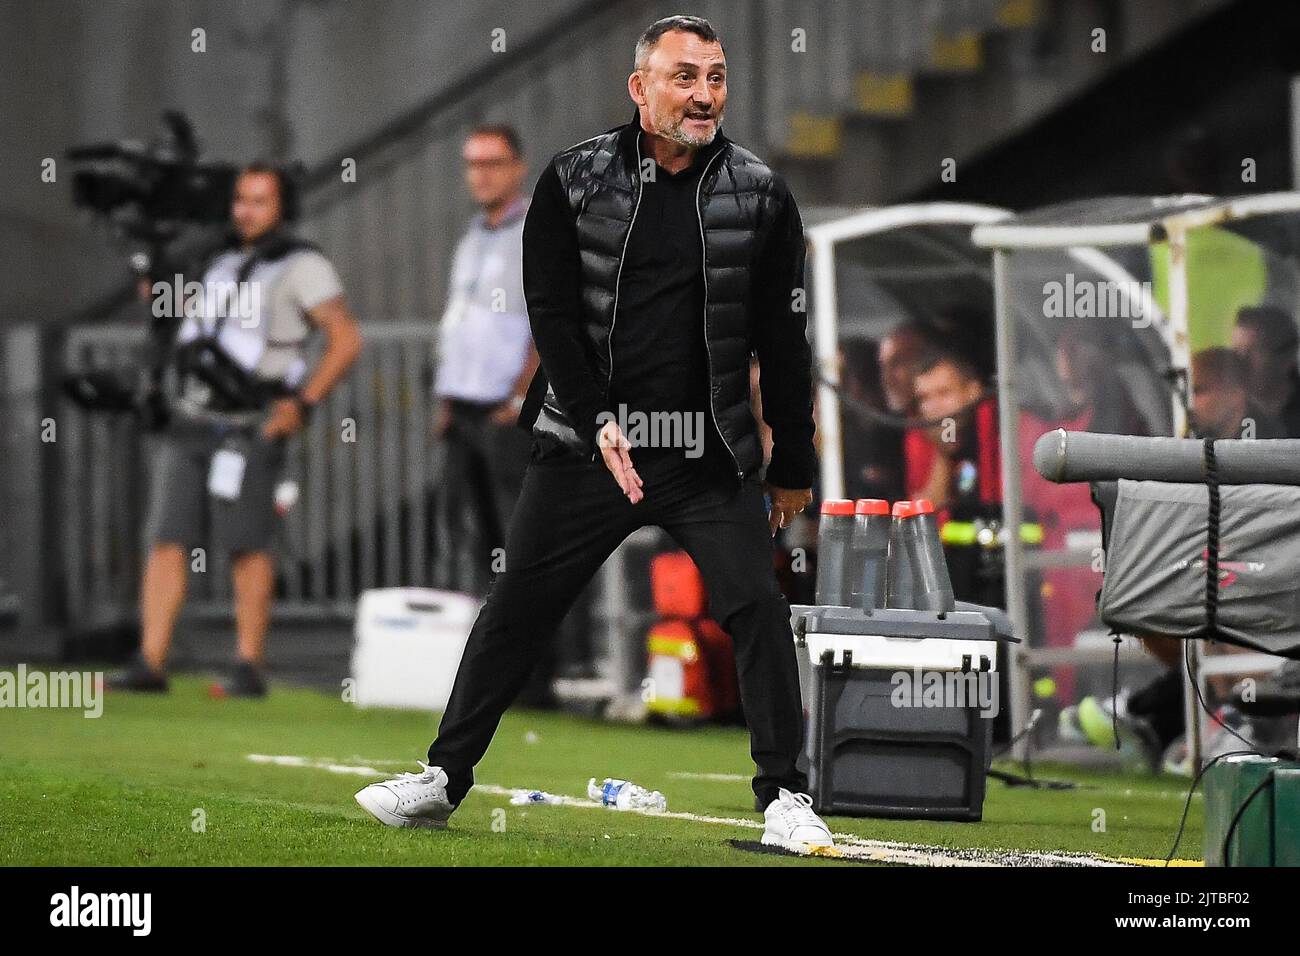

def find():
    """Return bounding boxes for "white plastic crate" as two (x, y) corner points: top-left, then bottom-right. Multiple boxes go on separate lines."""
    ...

(351, 588), (482, 711)
(803, 632), (998, 672)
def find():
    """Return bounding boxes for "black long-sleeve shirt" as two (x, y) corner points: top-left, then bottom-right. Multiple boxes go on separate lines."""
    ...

(607, 140), (727, 471)
(521, 137), (816, 488)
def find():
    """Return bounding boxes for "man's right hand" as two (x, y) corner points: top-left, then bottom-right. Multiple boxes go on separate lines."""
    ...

(597, 420), (643, 504)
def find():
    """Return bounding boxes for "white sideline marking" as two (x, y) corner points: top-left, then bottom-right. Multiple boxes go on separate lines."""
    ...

(248, 753), (386, 776)
(668, 771), (750, 782)
(248, 754), (1132, 867)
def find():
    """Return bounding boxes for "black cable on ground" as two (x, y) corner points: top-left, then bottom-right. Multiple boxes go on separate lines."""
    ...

(1183, 640), (1257, 753)
(1165, 750), (1258, 865)
(986, 767), (1078, 790)
(985, 709), (1079, 789)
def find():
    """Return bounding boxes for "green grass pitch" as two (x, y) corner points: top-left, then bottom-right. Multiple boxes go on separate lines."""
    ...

(0, 676), (1203, 866)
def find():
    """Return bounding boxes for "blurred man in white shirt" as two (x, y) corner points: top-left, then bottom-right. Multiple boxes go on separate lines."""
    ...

(433, 125), (538, 593)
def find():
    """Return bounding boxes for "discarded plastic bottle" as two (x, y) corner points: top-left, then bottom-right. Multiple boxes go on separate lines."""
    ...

(850, 499), (891, 611)
(510, 790), (565, 806)
(815, 499), (856, 606)
(587, 777), (667, 812)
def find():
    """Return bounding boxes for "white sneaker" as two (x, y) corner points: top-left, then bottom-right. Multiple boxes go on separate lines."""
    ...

(354, 762), (456, 829)
(762, 788), (835, 849)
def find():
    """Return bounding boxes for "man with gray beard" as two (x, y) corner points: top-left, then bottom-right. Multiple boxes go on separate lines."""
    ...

(356, 16), (832, 851)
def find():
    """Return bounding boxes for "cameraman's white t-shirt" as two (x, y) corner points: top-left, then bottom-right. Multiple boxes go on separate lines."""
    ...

(176, 247), (344, 391)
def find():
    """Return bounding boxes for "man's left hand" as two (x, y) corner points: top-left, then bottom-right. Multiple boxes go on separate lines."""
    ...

(764, 483), (812, 537)
(262, 398), (305, 439)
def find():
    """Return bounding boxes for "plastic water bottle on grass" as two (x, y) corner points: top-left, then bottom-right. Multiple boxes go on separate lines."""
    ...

(588, 777), (667, 812)
(510, 790), (565, 805)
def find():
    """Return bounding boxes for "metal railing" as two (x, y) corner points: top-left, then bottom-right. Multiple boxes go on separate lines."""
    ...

(51, 318), (655, 696)
(58, 322), (442, 625)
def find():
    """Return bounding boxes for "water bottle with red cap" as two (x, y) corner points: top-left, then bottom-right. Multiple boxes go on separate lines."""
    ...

(815, 499), (856, 605)
(886, 500), (917, 609)
(910, 499), (955, 612)
(849, 499), (890, 611)
(887, 499), (955, 612)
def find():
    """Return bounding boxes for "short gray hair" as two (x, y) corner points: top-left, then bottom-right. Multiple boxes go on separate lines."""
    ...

(634, 15), (723, 70)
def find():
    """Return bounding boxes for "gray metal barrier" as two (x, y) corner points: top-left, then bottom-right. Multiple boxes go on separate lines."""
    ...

(58, 321), (441, 626)
(51, 322), (642, 697)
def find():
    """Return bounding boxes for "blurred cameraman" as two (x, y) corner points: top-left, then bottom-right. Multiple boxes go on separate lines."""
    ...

(109, 163), (362, 696)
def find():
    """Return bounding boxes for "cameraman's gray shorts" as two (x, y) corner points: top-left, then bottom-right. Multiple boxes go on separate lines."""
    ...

(146, 418), (287, 555)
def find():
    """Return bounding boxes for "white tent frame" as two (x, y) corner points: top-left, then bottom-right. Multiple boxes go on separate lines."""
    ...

(973, 191), (1300, 768)
(807, 203), (1012, 502)
(808, 201), (1162, 761)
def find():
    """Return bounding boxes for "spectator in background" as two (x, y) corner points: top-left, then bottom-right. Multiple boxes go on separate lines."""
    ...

(1019, 319), (1150, 709)
(1232, 305), (1300, 437)
(877, 323), (932, 418)
(838, 337), (903, 501)
(433, 124), (539, 594)
(1053, 318), (1146, 435)
(1192, 346), (1285, 440)
(1057, 347), (1281, 769)
(1102, 346), (1282, 770)
(906, 349), (999, 519)
(931, 305), (997, 383)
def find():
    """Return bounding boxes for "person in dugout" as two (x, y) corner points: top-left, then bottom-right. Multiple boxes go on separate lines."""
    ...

(1017, 318), (1150, 706)
(904, 348), (1000, 524)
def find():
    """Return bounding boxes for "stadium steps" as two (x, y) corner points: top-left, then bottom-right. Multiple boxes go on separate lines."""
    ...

(910, 0), (1300, 206)
(772, 0), (1236, 206)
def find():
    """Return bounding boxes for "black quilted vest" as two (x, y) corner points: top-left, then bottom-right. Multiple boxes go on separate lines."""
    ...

(526, 107), (788, 482)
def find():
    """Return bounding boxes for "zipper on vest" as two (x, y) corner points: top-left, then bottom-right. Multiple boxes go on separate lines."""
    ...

(695, 147), (744, 483)
(599, 132), (646, 463)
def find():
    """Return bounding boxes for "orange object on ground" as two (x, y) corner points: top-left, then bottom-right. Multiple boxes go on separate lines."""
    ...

(650, 550), (708, 619)
(645, 551), (740, 721)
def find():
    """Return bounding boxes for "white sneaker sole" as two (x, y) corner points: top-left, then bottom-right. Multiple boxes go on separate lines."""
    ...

(354, 787), (452, 830)
(761, 830), (836, 852)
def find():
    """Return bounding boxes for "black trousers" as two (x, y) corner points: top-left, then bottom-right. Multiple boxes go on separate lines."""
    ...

(427, 444), (808, 810)
(437, 399), (533, 593)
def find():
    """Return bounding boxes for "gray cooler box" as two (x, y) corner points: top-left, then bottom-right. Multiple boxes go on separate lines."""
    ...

(790, 604), (1014, 822)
